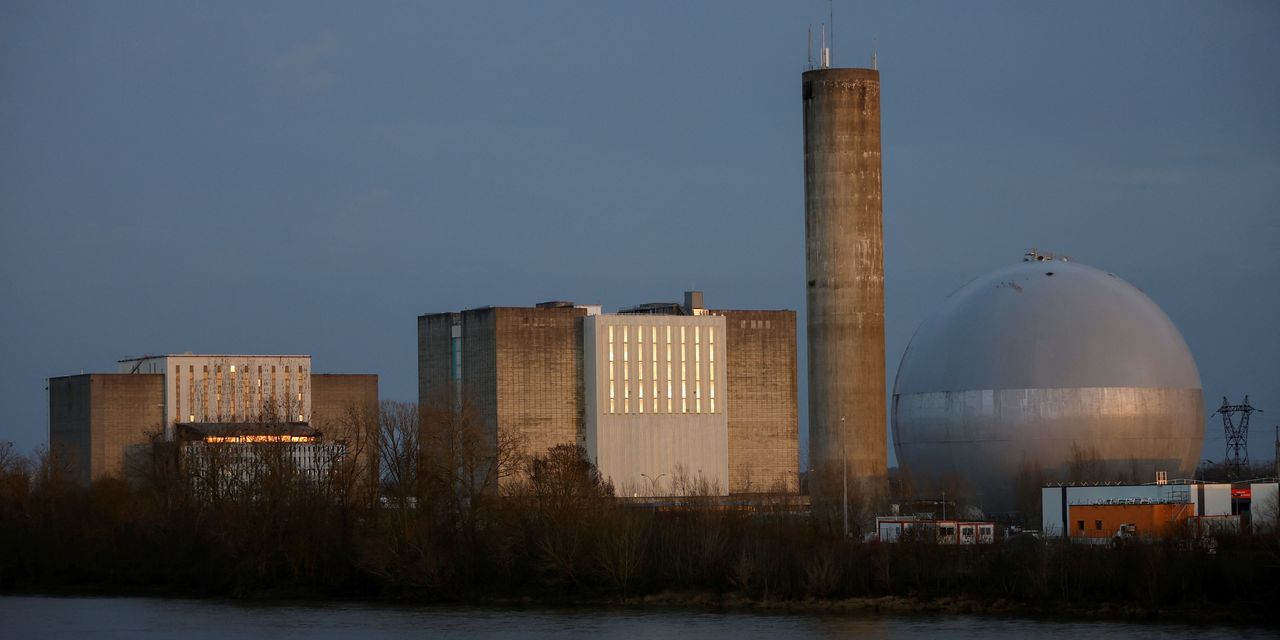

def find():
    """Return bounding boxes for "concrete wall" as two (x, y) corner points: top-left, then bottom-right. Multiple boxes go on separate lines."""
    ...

(49, 374), (164, 483)
(717, 309), (798, 493)
(309, 373), (380, 487)
(584, 314), (728, 497)
(802, 67), (887, 486)
(493, 307), (585, 462)
(418, 313), (455, 411)
(419, 306), (585, 485)
(49, 375), (93, 484)
(311, 374), (379, 429)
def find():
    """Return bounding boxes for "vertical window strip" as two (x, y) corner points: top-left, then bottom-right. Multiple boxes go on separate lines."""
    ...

(174, 365), (181, 424)
(189, 366), (195, 422)
(709, 327), (716, 413)
(637, 326), (644, 413)
(695, 326), (701, 413)
(666, 326), (673, 413)
(680, 326), (687, 413)
(651, 326), (658, 413)
(623, 325), (629, 413)
(608, 325), (615, 414)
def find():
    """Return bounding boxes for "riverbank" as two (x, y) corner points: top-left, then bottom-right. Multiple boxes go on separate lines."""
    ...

(8, 584), (1270, 626)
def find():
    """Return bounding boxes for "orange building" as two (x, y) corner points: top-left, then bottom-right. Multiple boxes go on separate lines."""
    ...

(1068, 503), (1193, 541)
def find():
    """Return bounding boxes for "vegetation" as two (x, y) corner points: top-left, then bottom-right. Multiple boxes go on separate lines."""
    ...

(0, 410), (1278, 620)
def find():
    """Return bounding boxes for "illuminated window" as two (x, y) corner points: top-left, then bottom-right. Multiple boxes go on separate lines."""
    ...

(216, 366), (223, 417)
(680, 326), (687, 413)
(175, 365), (181, 423)
(189, 366), (195, 422)
(623, 326), (629, 413)
(637, 325), (644, 413)
(694, 326), (701, 413)
(608, 325), (615, 414)
(666, 326), (673, 413)
(230, 366), (237, 420)
(709, 327), (716, 413)
(651, 326), (658, 413)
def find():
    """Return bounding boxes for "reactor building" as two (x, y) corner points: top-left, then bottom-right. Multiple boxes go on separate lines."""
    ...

(419, 292), (798, 497)
(803, 62), (888, 488)
(891, 252), (1205, 512)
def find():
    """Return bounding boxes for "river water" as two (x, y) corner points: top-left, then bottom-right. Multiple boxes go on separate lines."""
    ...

(0, 596), (1267, 639)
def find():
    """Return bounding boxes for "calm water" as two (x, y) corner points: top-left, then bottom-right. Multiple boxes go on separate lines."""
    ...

(0, 596), (1270, 639)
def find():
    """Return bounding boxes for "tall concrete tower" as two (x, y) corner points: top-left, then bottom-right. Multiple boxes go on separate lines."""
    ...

(803, 66), (887, 490)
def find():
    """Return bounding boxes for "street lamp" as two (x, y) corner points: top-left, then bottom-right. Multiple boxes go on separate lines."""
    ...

(640, 473), (667, 497)
(841, 416), (848, 538)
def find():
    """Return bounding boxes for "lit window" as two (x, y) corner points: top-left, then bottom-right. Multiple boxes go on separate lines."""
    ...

(680, 326), (687, 413)
(666, 326), (673, 412)
(709, 327), (716, 413)
(175, 365), (181, 423)
(623, 326), (629, 413)
(651, 326), (658, 413)
(608, 325), (615, 414)
(637, 326), (644, 413)
(695, 326), (701, 413)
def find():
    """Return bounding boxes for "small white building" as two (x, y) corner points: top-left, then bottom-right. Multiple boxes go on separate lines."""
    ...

(876, 516), (996, 544)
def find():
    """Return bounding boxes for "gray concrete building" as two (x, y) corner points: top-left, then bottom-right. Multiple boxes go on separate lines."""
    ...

(418, 304), (586, 479)
(49, 355), (378, 484)
(418, 292), (797, 496)
(48, 373), (165, 483)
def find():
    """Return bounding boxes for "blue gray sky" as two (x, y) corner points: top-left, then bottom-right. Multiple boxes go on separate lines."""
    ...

(2, 1), (1277, 466)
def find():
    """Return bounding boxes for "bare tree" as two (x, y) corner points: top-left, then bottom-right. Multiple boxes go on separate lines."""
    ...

(1067, 442), (1107, 483)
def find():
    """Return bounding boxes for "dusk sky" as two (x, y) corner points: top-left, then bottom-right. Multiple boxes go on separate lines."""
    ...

(2, 1), (1277, 467)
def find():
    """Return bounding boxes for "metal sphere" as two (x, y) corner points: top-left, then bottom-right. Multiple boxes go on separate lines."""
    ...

(891, 255), (1203, 513)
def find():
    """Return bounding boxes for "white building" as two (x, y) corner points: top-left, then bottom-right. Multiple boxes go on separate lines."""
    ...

(583, 314), (729, 497)
(119, 354), (312, 438)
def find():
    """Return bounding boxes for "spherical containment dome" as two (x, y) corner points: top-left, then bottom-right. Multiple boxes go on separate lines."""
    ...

(891, 256), (1203, 513)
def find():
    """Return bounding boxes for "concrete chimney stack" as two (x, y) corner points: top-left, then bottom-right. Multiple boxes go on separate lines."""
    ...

(802, 67), (887, 492)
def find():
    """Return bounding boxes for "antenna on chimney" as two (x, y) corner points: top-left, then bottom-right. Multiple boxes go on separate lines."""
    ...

(829, 0), (835, 64)
(819, 24), (830, 68)
(807, 24), (813, 70)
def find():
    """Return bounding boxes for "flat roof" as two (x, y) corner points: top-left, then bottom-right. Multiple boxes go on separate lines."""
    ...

(118, 354), (311, 362)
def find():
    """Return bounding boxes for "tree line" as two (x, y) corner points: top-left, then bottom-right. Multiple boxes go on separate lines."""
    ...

(0, 402), (1277, 618)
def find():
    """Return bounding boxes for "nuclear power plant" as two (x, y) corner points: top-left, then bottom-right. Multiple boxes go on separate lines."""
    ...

(892, 252), (1206, 512)
(803, 61), (887, 488)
